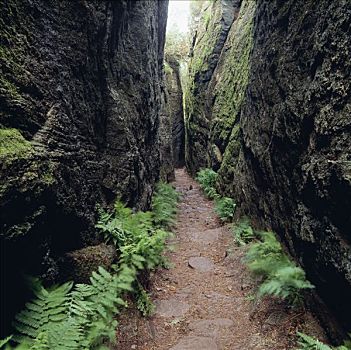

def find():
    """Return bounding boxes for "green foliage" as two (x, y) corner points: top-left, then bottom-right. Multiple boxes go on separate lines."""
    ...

(0, 336), (13, 348)
(96, 201), (154, 248)
(245, 232), (314, 305)
(196, 168), (236, 222)
(232, 217), (255, 246)
(10, 266), (135, 349)
(214, 197), (236, 222)
(196, 168), (219, 199)
(296, 332), (351, 350)
(152, 182), (179, 229)
(7, 182), (179, 349)
(135, 283), (155, 317)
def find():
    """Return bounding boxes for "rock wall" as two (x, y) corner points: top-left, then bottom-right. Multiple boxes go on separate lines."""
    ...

(0, 0), (168, 335)
(184, 0), (240, 175)
(159, 77), (175, 182)
(185, 0), (351, 337)
(165, 57), (185, 168)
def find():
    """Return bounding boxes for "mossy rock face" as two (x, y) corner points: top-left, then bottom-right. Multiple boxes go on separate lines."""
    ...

(0, 0), (169, 336)
(185, 0), (351, 336)
(184, 0), (255, 175)
(0, 128), (33, 162)
(226, 0), (351, 336)
(60, 244), (117, 284)
(184, 0), (241, 175)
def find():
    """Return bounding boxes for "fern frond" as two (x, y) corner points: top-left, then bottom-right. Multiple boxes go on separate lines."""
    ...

(0, 335), (13, 348)
(232, 217), (255, 246)
(296, 332), (333, 350)
(13, 282), (72, 346)
(246, 232), (314, 305)
(214, 197), (236, 222)
(196, 168), (218, 199)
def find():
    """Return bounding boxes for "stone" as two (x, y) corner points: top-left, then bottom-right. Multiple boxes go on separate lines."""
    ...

(189, 318), (233, 336)
(190, 228), (221, 244)
(170, 336), (218, 350)
(61, 243), (117, 283)
(155, 298), (190, 318)
(188, 257), (215, 272)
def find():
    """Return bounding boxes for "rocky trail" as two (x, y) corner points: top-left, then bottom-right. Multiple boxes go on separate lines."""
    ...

(116, 169), (324, 350)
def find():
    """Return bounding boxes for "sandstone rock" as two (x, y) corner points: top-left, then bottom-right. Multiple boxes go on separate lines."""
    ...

(170, 336), (218, 350)
(155, 298), (190, 318)
(184, 0), (351, 336)
(188, 257), (215, 272)
(190, 228), (221, 244)
(0, 0), (169, 335)
(189, 318), (233, 336)
(60, 243), (117, 283)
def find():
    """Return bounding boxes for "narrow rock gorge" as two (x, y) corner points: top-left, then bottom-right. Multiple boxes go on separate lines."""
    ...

(185, 0), (351, 338)
(0, 0), (350, 347)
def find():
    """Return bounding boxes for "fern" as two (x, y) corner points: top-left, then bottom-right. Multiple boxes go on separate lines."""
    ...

(0, 336), (13, 348)
(232, 217), (255, 246)
(11, 265), (136, 349)
(135, 282), (155, 317)
(152, 182), (179, 229)
(214, 197), (236, 222)
(245, 231), (288, 275)
(196, 168), (219, 199)
(296, 332), (350, 350)
(13, 282), (72, 344)
(7, 182), (179, 349)
(245, 232), (314, 305)
(258, 266), (314, 305)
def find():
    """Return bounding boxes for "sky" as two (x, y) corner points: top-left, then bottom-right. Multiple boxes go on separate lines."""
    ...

(167, 0), (191, 34)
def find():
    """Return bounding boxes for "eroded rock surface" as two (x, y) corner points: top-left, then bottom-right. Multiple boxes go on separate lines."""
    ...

(0, 0), (168, 334)
(184, 0), (351, 336)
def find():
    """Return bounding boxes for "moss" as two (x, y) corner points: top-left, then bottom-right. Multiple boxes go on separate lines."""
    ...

(0, 128), (33, 160)
(0, 127), (56, 202)
(211, 0), (256, 148)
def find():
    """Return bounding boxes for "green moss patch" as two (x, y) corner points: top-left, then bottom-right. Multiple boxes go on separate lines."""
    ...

(0, 128), (33, 160)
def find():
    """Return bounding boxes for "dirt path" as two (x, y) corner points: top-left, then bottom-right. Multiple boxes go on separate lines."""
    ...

(116, 168), (324, 350)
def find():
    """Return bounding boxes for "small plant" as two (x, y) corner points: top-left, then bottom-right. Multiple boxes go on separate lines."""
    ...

(232, 217), (255, 246)
(3, 182), (180, 349)
(296, 332), (351, 350)
(135, 283), (155, 317)
(245, 232), (314, 305)
(215, 197), (236, 222)
(152, 182), (180, 229)
(8, 265), (135, 349)
(196, 168), (219, 199)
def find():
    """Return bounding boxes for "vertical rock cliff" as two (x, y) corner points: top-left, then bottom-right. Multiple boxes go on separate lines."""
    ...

(185, 0), (351, 336)
(184, 0), (241, 174)
(165, 57), (185, 168)
(0, 0), (168, 334)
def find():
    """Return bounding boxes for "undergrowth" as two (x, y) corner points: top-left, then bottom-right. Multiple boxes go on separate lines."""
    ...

(135, 282), (155, 317)
(196, 168), (219, 200)
(232, 217), (255, 246)
(214, 197), (236, 222)
(296, 332), (351, 350)
(2, 183), (179, 349)
(152, 182), (180, 229)
(245, 231), (314, 305)
(196, 168), (236, 222)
